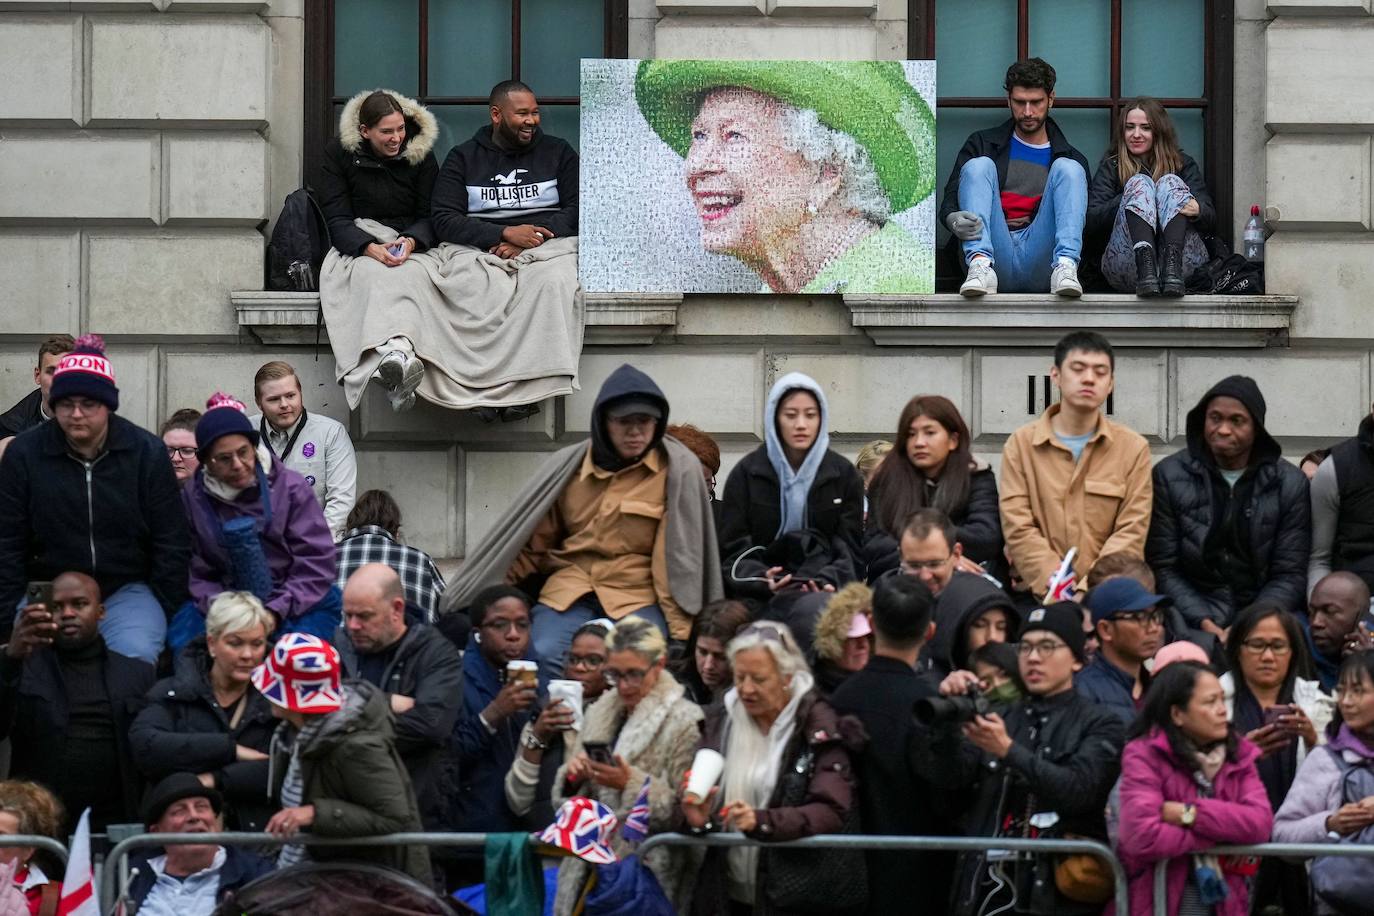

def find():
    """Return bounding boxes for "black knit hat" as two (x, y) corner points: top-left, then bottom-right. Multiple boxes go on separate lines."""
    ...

(48, 334), (119, 411)
(142, 772), (222, 827)
(1016, 601), (1087, 662)
(194, 391), (259, 458)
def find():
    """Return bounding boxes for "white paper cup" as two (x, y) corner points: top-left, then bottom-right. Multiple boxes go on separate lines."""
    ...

(684, 748), (725, 803)
(548, 679), (584, 730)
(506, 659), (538, 688)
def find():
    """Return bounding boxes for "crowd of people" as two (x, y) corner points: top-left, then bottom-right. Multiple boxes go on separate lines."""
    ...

(0, 64), (1368, 916)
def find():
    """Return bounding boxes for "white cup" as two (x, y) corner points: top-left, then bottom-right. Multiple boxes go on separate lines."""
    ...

(684, 748), (725, 803)
(505, 659), (538, 688)
(548, 679), (584, 730)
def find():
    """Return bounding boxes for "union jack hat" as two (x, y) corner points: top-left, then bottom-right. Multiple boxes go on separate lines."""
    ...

(536, 796), (619, 865)
(251, 633), (343, 714)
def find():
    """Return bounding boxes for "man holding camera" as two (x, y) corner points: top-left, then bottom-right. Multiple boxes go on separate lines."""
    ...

(929, 602), (1124, 916)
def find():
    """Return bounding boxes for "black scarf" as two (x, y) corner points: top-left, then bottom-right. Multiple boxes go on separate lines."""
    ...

(1232, 681), (1298, 810)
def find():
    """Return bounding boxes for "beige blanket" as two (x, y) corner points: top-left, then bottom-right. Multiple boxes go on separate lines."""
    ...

(320, 219), (583, 410)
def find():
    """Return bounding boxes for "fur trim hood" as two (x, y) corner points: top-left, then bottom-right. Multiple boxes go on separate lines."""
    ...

(580, 669), (703, 763)
(812, 582), (872, 664)
(338, 88), (439, 166)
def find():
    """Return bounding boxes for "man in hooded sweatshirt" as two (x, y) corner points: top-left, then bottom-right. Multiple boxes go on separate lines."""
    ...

(1147, 375), (1310, 649)
(430, 80), (578, 257)
(441, 364), (722, 681)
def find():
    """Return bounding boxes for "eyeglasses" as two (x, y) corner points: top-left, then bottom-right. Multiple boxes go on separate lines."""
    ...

(1017, 639), (1069, 658)
(165, 446), (198, 459)
(900, 555), (953, 574)
(53, 398), (103, 416)
(1240, 638), (1292, 656)
(208, 445), (256, 470)
(567, 653), (605, 670)
(738, 622), (788, 645)
(1109, 610), (1164, 628)
(481, 617), (530, 633)
(604, 667), (651, 687)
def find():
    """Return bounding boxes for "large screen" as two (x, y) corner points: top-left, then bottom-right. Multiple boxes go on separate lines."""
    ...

(579, 59), (938, 295)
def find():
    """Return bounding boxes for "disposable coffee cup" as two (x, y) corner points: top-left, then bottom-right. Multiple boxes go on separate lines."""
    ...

(684, 748), (725, 803)
(506, 660), (538, 688)
(548, 679), (585, 730)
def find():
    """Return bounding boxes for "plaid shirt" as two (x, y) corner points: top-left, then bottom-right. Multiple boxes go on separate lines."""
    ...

(336, 525), (446, 622)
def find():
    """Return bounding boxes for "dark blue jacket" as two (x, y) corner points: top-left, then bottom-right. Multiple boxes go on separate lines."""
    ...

(0, 413), (189, 631)
(444, 633), (546, 833)
(1074, 653), (1139, 726)
(126, 844), (273, 914)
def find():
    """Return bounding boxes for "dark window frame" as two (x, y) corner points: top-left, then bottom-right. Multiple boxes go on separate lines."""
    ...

(908, 0), (1235, 248)
(303, 0), (629, 189)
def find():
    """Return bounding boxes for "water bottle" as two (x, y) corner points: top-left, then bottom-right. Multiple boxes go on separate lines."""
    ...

(1243, 204), (1265, 263)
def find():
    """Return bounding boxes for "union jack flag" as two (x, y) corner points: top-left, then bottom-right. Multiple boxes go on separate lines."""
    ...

(1045, 547), (1078, 602)
(252, 633), (343, 714)
(619, 776), (652, 844)
(537, 797), (619, 864)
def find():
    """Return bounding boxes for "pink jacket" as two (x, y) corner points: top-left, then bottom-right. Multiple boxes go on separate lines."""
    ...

(1111, 729), (1273, 916)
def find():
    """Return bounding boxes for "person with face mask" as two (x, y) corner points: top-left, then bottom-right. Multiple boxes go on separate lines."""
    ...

(719, 372), (865, 655)
(441, 364), (721, 684)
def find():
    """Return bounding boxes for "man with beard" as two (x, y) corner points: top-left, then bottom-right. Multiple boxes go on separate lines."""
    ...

(431, 80), (579, 260)
(0, 571), (155, 834)
(938, 58), (1090, 297)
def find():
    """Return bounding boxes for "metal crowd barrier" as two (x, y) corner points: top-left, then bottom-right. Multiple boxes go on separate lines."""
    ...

(1151, 842), (1374, 916)
(640, 832), (1130, 916)
(99, 831), (490, 914)
(0, 834), (68, 866)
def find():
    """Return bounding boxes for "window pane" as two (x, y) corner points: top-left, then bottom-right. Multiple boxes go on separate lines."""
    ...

(521, 0), (603, 98)
(537, 105), (581, 152)
(1121, 0), (1204, 97)
(1049, 108), (1111, 164)
(1029, 0), (1110, 97)
(334, 0), (419, 97)
(1171, 106), (1205, 174)
(431, 105), (490, 159)
(429, 0), (511, 98)
(935, 0), (1016, 97)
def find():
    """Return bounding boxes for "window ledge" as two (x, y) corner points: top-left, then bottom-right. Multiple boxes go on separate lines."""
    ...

(842, 293), (1299, 348)
(231, 291), (682, 346)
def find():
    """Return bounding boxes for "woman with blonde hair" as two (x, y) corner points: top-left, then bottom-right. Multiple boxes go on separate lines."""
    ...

(1087, 97), (1214, 297)
(0, 780), (63, 915)
(130, 591), (279, 830)
(810, 583), (873, 696)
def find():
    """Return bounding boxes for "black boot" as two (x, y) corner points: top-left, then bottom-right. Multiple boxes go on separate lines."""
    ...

(1159, 242), (1185, 297)
(1134, 245), (1159, 297)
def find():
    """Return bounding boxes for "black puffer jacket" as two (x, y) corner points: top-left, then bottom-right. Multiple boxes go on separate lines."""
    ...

(719, 447), (864, 601)
(1147, 376), (1310, 633)
(128, 639), (278, 830)
(317, 88), (440, 257)
(1085, 150), (1216, 241)
(928, 689), (1124, 916)
(864, 464), (1003, 580)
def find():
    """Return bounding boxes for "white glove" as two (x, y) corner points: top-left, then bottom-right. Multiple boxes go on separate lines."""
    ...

(945, 210), (984, 241)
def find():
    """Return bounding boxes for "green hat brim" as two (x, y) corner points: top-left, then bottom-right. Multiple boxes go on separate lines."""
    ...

(633, 59), (936, 213)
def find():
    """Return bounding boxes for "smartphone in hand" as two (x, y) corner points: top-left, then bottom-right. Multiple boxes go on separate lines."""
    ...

(584, 742), (614, 766)
(25, 581), (53, 610)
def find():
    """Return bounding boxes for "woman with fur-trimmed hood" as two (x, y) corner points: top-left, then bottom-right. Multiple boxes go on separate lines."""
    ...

(318, 89), (440, 410)
(810, 582), (873, 696)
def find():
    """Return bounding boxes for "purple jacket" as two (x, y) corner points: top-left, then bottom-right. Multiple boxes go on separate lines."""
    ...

(183, 458), (336, 620)
(1113, 729), (1272, 916)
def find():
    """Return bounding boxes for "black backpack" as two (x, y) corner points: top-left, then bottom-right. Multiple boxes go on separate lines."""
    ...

(1185, 236), (1265, 295)
(266, 187), (331, 291)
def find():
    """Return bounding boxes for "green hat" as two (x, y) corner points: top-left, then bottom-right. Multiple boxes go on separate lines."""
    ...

(634, 59), (936, 213)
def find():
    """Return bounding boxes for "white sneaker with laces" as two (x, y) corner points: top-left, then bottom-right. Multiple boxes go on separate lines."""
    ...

(960, 258), (998, 297)
(1051, 260), (1082, 298)
(376, 348), (424, 412)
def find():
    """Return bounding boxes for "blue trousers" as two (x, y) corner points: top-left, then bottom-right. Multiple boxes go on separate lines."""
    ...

(957, 155), (1088, 292)
(167, 585), (343, 656)
(530, 597), (667, 683)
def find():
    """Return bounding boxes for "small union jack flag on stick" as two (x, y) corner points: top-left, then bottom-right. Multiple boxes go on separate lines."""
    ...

(619, 776), (652, 844)
(1045, 547), (1078, 602)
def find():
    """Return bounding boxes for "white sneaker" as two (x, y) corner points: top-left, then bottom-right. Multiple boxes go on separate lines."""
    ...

(1051, 260), (1082, 298)
(376, 349), (424, 412)
(960, 258), (998, 297)
(375, 350), (407, 392)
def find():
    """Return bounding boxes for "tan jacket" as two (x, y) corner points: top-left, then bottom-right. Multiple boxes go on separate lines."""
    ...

(509, 446), (685, 633)
(1000, 404), (1153, 596)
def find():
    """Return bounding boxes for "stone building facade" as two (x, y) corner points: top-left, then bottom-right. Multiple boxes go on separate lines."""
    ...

(0, 0), (1366, 560)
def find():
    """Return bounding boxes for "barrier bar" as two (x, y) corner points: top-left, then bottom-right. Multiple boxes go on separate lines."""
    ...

(0, 835), (68, 866)
(100, 831), (490, 914)
(1151, 842), (1374, 916)
(639, 832), (1130, 916)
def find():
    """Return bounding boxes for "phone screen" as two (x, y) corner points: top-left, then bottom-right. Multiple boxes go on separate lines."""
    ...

(584, 743), (614, 766)
(25, 581), (53, 610)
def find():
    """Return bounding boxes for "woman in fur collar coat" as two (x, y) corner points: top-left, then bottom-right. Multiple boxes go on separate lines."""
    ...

(551, 618), (705, 914)
(318, 88), (439, 410)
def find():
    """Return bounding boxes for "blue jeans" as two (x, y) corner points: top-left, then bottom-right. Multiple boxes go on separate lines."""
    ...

(958, 155), (1088, 292)
(167, 586), (344, 656)
(1100, 172), (1209, 292)
(530, 597), (667, 682)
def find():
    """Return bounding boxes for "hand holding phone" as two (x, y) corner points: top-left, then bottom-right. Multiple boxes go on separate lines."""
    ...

(583, 742), (614, 766)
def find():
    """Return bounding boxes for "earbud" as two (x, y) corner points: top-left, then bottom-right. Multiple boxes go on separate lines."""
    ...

(474, 631), (482, 645)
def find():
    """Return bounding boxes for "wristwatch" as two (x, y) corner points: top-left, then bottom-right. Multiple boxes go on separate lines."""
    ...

(521, 731), (548, 752)
(1180, 804), (1197, 828)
